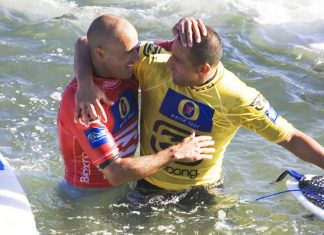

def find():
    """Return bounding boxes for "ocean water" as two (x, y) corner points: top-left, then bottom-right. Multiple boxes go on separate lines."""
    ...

(0, 0), (323, 234)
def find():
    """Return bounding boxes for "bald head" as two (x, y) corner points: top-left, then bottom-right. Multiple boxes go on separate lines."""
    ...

(86, 14), (139, 79)
(87, 14), (137, 53)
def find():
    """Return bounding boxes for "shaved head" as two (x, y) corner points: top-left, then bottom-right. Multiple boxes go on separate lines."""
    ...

(87, 14), (137, 53)
(86, 14), (139, 79)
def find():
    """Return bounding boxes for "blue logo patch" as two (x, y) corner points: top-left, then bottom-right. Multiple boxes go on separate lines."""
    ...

(111, 89), (138, 133)
(265, 105), (279, 124)
(159, 89), (214, 132)
(84, 125), (109, 148)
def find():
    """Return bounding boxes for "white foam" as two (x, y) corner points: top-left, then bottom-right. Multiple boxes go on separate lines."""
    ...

(230, 0), (324, 25)
(310, 42), (324, 51)
(2, 0), (323, 30)
(0, 0), (77, 22)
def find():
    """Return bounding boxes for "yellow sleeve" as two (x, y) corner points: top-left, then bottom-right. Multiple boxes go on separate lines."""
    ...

(134, 42), (171, 89)
(230, 85), (293, 143)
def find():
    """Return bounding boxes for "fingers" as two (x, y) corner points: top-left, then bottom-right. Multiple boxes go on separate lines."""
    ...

(191, 20), (201, 45)
(74, 106), (81, 124)
(197, 19), (207, 36)
(193, 135), (213, 142)
(96, 99), (107, 123)
(194, 153), (213, 160)
(179, 21), (188, 47)
(197, 140), (215, 148)
(174, 17), (207, 48)
(88, 103), (99, 121)
(81, 105), (90, 127)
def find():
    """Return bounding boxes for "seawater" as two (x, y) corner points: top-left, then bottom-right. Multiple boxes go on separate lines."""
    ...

(0, 0), (323, 234)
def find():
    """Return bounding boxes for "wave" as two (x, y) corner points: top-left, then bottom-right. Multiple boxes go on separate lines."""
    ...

(1, 0), (323, 24)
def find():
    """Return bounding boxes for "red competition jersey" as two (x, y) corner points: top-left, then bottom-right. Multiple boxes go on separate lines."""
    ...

(58, 76), (139, 188)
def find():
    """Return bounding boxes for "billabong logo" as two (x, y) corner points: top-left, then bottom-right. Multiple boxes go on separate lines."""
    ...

(178, 100), (199, 121)
(119, 96), (130, 119)
(80, 152), (90, 183)
(164, 165), (199, 179)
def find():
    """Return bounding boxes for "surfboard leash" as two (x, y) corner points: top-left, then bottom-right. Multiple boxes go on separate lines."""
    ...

(255, 170), (324, 204)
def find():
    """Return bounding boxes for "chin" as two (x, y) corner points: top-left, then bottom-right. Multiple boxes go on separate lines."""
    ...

(121, 72), (133, 80)
(173, 78), (185, 86)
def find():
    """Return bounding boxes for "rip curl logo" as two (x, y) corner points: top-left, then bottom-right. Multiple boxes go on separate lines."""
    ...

(119, 96), (130, 119)
(84, 125), (109, 148)
(102, 80), (121, 90)
(143, 43), (162, 57)
(178, 100), (199, 121)
(164, 165), (199, 179)
(250, 94), (266, 111)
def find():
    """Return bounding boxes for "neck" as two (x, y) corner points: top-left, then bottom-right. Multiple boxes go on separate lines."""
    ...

(201, 67), (218, 86)
(92, 60), (115, 79)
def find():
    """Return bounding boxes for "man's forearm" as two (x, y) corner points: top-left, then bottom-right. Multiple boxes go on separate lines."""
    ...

(103, 134), (214, 186)
(279, 128), (324, 169)
(105, 147), (176, 186)
(74, 36), (93, 86)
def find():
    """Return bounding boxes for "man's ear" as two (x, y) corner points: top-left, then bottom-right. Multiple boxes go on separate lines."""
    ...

(95, 47), (105, 59)
(198, 63), (211, 75)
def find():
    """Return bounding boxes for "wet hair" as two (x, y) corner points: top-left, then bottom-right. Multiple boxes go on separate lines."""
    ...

(187, 26), (223, 66)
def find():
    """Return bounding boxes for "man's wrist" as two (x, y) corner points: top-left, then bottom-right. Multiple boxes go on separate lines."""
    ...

(77, 75), (94, 87)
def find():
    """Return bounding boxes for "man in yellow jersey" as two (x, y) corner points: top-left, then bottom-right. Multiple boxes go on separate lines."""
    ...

(74, 16), (324, 194)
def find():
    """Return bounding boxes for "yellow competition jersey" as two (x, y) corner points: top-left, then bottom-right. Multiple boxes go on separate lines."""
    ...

(134, 42), (293, 190)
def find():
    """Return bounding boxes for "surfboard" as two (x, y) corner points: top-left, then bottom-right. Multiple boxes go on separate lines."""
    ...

(286, 174), (324, 219)
(0, 153), (38, 235)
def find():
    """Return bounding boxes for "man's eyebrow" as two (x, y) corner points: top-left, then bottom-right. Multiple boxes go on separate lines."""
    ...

(127, 43), (139, 54)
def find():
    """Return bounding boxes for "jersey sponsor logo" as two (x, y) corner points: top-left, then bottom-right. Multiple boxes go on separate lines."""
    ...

(151, 120), (202, 167)
(250, 94), (279, 124)
(265, 105), (279, 124)
(80, 152), (91, 183)
(143, 43), (162, 57)
(159, 89), (214, 132)
(178, 100), (199, 120)
(84, 125), (110, 148)
(250, 94), (266, 111)
(111, 89), (138, 133)
(119, 96), (130, 119)
(164, 165), (199, 179)
(102, 80), (121, 90)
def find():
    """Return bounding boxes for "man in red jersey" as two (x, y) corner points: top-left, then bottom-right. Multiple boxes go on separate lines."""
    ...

(57, 15), (215, 199)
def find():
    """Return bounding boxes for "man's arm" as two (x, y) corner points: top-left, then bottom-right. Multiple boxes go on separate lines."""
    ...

(278, 128), (324, 169)
(74, 37), (112, 126)
(101, 133), (215, 186)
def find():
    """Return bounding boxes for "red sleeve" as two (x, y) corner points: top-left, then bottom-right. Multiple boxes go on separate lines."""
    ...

(155, 40), (173, 52)
(58, 79), (120, 172)
(72, 121), (120, 170)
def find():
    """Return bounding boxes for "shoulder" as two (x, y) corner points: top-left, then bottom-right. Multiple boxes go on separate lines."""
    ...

(219, 69), (258, 105)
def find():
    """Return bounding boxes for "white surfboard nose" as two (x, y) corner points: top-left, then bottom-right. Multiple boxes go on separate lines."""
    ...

(0, 153), (38, 235)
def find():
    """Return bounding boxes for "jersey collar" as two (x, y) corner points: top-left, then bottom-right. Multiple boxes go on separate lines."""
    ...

(190, 62), (224, 92)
